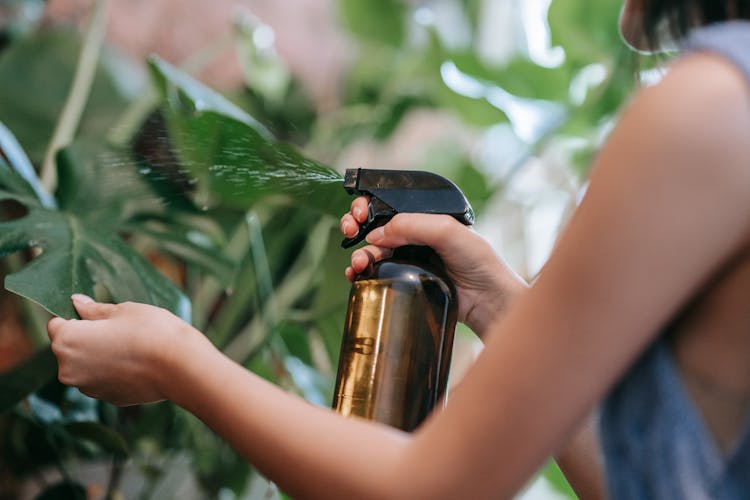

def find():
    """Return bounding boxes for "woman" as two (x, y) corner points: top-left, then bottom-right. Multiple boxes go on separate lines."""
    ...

(48, 1), (750, 498)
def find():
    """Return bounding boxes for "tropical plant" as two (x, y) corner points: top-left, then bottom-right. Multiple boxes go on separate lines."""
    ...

(0, 0), (641, 498)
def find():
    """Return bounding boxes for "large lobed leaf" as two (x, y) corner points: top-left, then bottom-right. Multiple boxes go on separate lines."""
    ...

(0, 125), (190, 413)
(0, 141), (190, 320)
(0, 186), (190, 320)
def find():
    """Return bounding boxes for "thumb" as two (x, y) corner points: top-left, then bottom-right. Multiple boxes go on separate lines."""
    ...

(72, 294), (117, 320)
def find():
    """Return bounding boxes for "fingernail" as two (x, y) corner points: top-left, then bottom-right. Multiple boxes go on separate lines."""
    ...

(71, 294), (93, 304)
(353, 206), (363, 220)
(366, 227), (384, 243)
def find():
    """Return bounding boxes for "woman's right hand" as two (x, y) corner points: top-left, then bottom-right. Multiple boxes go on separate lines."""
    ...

(340, 196), (527, 338)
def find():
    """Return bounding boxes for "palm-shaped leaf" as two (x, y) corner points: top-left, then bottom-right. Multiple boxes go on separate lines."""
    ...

(0, 187), (189, 320)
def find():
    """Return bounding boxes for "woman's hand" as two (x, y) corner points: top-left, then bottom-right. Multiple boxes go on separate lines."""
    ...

(47, 294), (209, 406)
(340, 196), (527, 338)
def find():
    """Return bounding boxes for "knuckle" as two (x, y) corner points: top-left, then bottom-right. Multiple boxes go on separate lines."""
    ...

(117, 302), (133, 312)
(50, 337), (62, 355)
(340, 214), (353, 231)
(352, 248), (366, 264)
(58, 367), (74, 386)
(390, 213), (411, 232)
(434, 215), (456, 233)
(52, 326), (67, 345)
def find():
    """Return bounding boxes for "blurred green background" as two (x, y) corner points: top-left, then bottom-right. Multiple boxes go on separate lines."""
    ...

(0, 0), (642, 498)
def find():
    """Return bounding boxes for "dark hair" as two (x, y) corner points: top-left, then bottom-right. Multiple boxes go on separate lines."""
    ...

(640, 0), (750, 48)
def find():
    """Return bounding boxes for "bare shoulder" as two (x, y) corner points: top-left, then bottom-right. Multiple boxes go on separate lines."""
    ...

(642, 50), (750, 125)
(599, 51), (750, 199)
(641, 51), (750, 156)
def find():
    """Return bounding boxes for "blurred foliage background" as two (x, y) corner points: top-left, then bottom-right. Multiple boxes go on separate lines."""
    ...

(0, 0), (645, 498)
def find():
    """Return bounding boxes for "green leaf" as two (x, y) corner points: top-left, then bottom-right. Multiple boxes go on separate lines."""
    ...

(548, 0), (625, 66)
(0, 29), (127, 164)
(0, 134), (190, 320)
(148, 56), (349, 216)
(0, 348), (56, 414)
(337, 0), (407, 47)
(123, 214), (236, 285)
(62, 421), (129, 458)
(205, 207), (318, 347)
(0, 147), (190, 321)
(0, 121), (55, 208)
(148, 55), (273, 139)
(0, 188), (189, 319)
(448, 50), (572, 102)
(54, 140), (172, 228)
(542, 460), (577, 498)
(0, 154), (40, 206)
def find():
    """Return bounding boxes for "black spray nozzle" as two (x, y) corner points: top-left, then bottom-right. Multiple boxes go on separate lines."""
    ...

(341, 168), (475, 248)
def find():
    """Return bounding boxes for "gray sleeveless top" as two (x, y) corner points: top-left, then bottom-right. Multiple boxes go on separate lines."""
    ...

(599, 21), (750, 500)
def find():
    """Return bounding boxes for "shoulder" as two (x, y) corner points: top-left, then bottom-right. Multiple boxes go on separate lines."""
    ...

(659, 50), (750, 114)
(635, 51), (750, 141)
(607, 51), (750, 193)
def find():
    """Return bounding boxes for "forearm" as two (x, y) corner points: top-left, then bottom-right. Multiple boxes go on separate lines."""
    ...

(163, 329), (412, 500)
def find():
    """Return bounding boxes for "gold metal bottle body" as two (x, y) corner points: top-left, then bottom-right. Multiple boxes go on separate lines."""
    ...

(332, 247), (457, 431)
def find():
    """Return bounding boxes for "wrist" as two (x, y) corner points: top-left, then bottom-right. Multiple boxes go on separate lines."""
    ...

(152, 321), (215, 404)
(465, 273), (528, 337)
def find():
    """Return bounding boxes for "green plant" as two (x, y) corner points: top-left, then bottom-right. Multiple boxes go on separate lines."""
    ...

(0, 0), (640, 498)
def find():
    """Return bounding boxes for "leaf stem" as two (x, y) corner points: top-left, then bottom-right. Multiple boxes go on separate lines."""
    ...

(40, 0), (111, 192)
(105, 455), (124, 500)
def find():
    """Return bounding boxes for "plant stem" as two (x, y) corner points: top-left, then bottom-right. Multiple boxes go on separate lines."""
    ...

(40, 0), (111, 192)
(105, 456), (124, 500)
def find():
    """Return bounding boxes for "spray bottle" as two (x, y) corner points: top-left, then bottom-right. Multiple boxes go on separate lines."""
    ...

(332, 168), (474, 431)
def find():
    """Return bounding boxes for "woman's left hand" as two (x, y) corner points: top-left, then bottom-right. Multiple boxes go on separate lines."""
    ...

(47, 294), (206, 406)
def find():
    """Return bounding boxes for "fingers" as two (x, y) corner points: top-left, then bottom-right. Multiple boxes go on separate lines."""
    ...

(339, 197), (370, 238)
(47, 317), (65, 341)
(350, 197), (368, 223)
(346, 245), (394, 281)
(72, 294), (117, 320)
(365, 213), (466, 250)
(340, 213), (359, 238)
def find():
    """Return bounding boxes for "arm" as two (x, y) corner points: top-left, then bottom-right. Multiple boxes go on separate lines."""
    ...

(342, 203), (608, 498)
(49, 52), (750, 499)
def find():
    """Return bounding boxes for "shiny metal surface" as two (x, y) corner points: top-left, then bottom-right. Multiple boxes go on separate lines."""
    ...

(333, 249), (457, 431)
